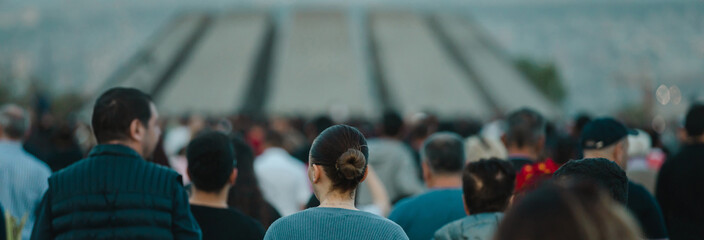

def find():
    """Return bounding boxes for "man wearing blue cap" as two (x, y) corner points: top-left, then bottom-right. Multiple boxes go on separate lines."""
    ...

(580, 118), (667, 240)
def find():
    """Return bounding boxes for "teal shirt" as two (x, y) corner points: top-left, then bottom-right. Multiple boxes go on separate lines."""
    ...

(264, 207), (408, 240)
(433, 212), (503, 240)
(389, 189), (466, 240)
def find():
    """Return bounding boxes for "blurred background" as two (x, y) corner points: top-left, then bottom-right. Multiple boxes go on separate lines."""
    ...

(1, 0), (703, 158)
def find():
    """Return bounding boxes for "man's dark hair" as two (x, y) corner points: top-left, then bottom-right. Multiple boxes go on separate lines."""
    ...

(91, 87), (153, 144)
(463, 158), (516, 214)
(505, 108), (546, 148)
(311, 116), (334, 135)
(553, 158), (628, 204)
(553, 135), (578, 165)
(381, 110), (403, 137)
(685, 103), (704, 137)
(187, 131), (236, 193)
(264, 129), (284, 147)
(421, 132), (465, 174)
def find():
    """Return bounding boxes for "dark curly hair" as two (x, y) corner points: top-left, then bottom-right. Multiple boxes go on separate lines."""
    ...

(463, 158), (516, 214)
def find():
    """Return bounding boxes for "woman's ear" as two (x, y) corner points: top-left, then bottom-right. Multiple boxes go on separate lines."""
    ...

(312, 164), (323, 183)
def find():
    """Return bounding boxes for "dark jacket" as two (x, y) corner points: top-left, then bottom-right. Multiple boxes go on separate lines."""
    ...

(656, 143), (704, 240)
(31, 144), (201, 240)
(627, 181), (668, 239)
(1, 204), (6, 240)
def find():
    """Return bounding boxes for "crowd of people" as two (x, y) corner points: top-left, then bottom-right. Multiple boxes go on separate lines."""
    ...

(0, 86), (703, 240)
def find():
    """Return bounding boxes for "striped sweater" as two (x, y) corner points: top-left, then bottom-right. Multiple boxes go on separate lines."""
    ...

(30, 144), (201, 240)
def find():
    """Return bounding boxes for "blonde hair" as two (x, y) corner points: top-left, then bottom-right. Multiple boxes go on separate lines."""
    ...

(495, 182), (643, 240)
(562, 186), (643, 240)
(464, 136), (507, 163)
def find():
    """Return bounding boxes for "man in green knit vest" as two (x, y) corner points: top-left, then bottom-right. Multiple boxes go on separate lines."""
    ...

(31, 87), (201, 240)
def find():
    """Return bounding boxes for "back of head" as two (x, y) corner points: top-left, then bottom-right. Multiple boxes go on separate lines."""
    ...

(422, 132), (465, 174)
(495, 182), (642, 240)
(381, 110), (403, 137)
(553, 158), (628, 204)
(553, 135), (578, 165)
(231, 137), (255, 176)
(228, 136), (270, 220)
(187, 131), (236, 193)
(0, 104), (30, 140)
(310, 116), (334, 135)
(229, 136), (257, 192)
(464, 136), (508, 163)
(580, 117), (630, 152)
(463, 158), (516, 214)
(579, 118), (632, 168)
(264, 129), (284, 148)
(91, 87), (153, 144)
(685, 103), (704, 138)
(310, 125), (368, 192)
(505, 108), (546, 148)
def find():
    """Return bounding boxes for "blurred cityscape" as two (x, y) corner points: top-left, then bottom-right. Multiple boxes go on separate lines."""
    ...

(1, 0), (703, 127)
(2, 2), (704, 239)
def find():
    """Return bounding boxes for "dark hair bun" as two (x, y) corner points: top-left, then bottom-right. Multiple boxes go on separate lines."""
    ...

(310, 124), (369, 192)
(336, 148), (366, 180)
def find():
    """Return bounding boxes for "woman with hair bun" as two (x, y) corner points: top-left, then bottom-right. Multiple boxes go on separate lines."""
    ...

(264, 125), (408, 240)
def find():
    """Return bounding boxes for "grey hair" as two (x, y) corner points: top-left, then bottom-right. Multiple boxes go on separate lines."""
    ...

(421, 132), (466, 174)
(0, 104), (30, 139)
(504, 108), (546, 148)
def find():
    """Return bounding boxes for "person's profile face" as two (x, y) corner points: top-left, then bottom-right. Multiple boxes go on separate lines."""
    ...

(141, 103), (161, 158)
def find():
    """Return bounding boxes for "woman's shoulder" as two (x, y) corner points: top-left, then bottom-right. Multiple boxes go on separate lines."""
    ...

(266, 208), (323, 230)
(364, 214), (407, 238)
(271, 207), (402, 225)
(329, 208), (408, 238)
(359, 215), (408, 239)
(265, 208), (408, 240)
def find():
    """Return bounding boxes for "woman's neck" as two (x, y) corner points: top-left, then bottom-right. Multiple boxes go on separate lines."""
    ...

(318, 189), (357, 210)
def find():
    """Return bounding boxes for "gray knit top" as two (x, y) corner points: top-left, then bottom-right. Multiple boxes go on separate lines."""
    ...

(264, 207), (408, 240)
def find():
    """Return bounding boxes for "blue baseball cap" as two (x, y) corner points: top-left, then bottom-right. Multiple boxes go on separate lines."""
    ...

(580, 118), (636, 150)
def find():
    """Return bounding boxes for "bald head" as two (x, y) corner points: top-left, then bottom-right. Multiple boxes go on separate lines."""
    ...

(0, 104), (30, 140)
